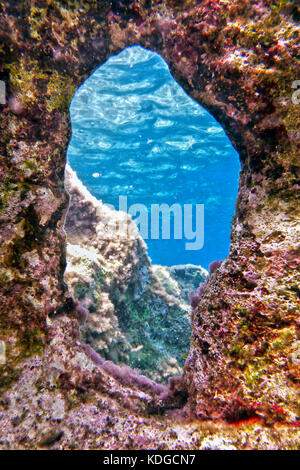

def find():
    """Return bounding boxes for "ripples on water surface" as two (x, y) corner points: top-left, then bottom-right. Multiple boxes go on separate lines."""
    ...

(68, 46), (240, 269)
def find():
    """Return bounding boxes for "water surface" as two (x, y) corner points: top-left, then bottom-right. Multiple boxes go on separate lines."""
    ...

(68, 46), (240, 269)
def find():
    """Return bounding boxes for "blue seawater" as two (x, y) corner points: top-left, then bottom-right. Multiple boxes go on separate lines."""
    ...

(67, 46), (240, 269)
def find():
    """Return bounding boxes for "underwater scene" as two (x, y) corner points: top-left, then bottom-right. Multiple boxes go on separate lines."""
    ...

(65, 46), (241, 383)
(68, 46), (240, 269)
(1, 0), (299, 453)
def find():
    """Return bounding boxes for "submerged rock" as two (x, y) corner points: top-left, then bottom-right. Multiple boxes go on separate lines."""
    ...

(0, 0), (299, 450)
(65, 165), (206, 382)
(153, 264), (208, 306)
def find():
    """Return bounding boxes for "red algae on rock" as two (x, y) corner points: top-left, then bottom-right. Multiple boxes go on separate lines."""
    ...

(0, 0), (299, 450)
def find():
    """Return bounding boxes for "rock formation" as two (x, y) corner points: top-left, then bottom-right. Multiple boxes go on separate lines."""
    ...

(65, 165), (207, 382)
(0, 0), (299, 449)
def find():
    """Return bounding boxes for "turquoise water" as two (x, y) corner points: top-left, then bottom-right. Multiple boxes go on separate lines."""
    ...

(67, 46), (240, 269)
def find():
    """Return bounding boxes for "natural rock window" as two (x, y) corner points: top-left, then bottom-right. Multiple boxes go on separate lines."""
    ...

(1, 1), (299, 449)
(64, 47), (240, 382)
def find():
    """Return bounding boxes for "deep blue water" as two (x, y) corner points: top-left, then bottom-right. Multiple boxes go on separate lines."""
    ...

(67, 46), (240, 270)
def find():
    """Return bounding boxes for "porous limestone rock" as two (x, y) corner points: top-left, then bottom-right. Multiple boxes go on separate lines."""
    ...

(0, 0), (299, 449)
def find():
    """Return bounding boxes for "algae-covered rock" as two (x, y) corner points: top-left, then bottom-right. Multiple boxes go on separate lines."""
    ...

(0, 0), (299, 450)
(153, 264), (208, 306)
(64, 165), (201, 382)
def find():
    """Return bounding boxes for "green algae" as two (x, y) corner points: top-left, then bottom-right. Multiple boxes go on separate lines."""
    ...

(16, 327), (46, 360)
(269, 327), (297, 352)
(125, 305), (191, 376)
(28, 4), (51, 41)
(46, 71), (75, 112)
(8, 58), (48, 102)
(73, 280), (90, 300)
(0, 366), (22, 393)
(228, 323), (298, 396)
(28, 1), (98, 41)
(7, 54), (75, 113)
(0, 325), (45, 393)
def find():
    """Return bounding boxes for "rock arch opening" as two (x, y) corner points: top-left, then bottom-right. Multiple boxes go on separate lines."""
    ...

(65, 46), (240, 383)
(67, 46), (240, 269)
(1, 2), (299, 447)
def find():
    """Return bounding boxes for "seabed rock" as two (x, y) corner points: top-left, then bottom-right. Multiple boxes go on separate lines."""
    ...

(0, 0), (299, 449)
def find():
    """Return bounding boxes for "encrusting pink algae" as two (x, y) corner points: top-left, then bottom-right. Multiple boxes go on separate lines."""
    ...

(0, 0), (299, 449)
